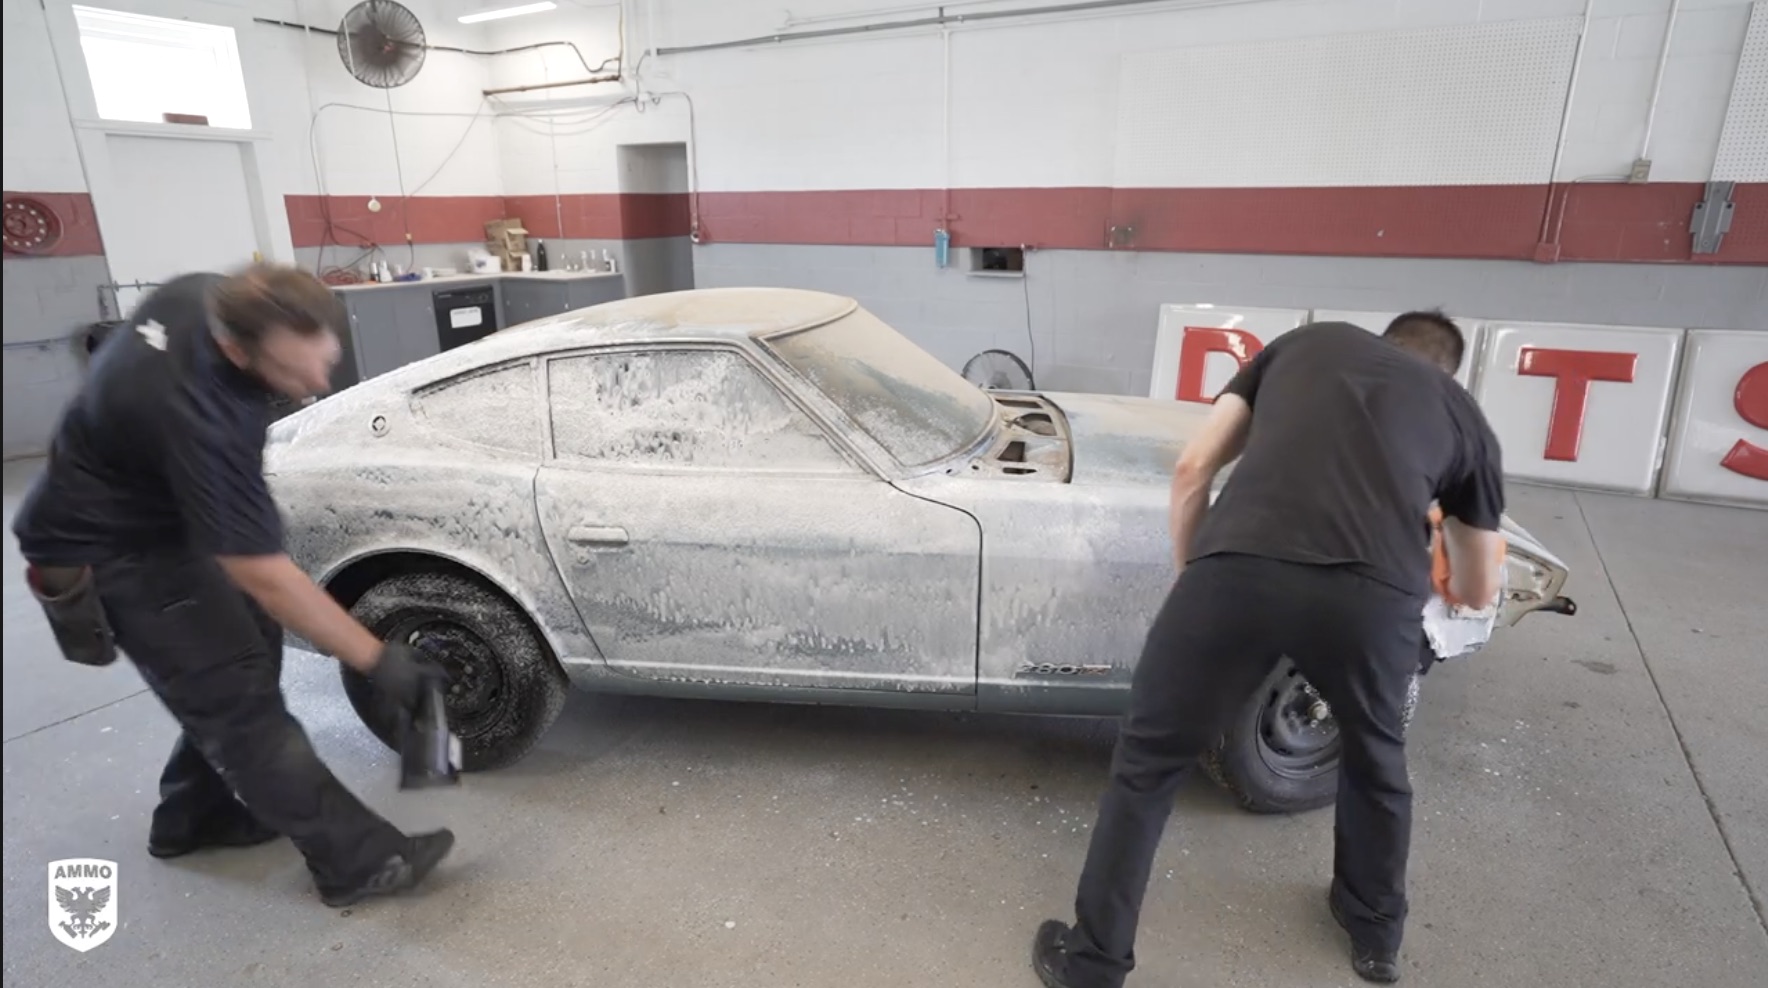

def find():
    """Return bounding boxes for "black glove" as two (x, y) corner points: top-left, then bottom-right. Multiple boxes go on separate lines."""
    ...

(368, 641), (451, 712)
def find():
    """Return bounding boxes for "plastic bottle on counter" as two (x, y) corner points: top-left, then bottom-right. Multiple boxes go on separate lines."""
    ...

(535, 240), (549, 271)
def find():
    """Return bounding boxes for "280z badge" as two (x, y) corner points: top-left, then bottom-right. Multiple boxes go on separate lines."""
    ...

(1014, 661), (1113, 678)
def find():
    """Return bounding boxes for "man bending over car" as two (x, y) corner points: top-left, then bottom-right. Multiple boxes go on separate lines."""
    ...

(1031, 311), (1508, 987)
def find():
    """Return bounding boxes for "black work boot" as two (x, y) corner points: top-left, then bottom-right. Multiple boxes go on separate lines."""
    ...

(148, 803), (281, 859)
(319, 829), (456, 908)
(1329, 891), (1402, 984)
(1031, 919), (1088, 988)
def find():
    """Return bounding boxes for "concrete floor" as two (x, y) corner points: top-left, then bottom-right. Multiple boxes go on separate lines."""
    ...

(3, 455), (1764, 988)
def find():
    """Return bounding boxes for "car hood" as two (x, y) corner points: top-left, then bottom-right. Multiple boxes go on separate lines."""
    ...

(1041, 390), (1218, 489)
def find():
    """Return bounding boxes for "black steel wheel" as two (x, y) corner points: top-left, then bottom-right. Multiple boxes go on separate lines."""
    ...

(1254, 666), (1343, 782)
(1202, 657), (1420, 815)
(340, 569), (568, 772)
(384, 614), (512, 743)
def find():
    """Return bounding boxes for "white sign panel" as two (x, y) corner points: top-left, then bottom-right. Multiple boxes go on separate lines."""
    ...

(1148, 305), (1309, 404)
(1660, 330), (1768, 509)
(1311, 309), (1480, 389)
(1476, 322), (1684, 495)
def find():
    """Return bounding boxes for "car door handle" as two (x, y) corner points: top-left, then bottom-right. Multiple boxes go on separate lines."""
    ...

(567, 525), (629, 547)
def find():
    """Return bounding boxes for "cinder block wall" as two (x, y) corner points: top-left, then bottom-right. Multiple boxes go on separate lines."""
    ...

(694, 246), (1767, 397)
(656, 0), (1766, 396)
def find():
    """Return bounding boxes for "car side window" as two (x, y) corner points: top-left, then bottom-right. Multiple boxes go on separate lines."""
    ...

(546, 349), (851, 472)
(412, 361), (540, 457)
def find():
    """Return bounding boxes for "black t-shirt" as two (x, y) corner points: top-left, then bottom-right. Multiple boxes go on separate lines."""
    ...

(12, 273), (286, 565)
(1187, 321), (1506, 601)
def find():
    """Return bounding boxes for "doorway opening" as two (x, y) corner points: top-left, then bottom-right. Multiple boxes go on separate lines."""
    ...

(615, 143), (695, 298)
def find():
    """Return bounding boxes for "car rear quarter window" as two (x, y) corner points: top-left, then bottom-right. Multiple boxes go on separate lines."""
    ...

(412, 361), (540, 457)
(546, 349), (849, 472)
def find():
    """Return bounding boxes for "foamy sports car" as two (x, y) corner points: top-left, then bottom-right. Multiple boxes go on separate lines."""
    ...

(266, 288), (1576, 814)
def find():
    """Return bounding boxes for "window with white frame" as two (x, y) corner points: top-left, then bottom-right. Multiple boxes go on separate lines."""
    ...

(72, 5), (252, 129)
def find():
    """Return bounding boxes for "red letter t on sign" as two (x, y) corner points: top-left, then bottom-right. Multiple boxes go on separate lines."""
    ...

(1719, 362), (1768, 482)
(1176, 328), (1264, 404)
(1517, 347), (1639, 462)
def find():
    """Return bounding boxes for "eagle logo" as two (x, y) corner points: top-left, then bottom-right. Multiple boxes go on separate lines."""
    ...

(56, 886), (112, 939)
(47, 858), (118, 952)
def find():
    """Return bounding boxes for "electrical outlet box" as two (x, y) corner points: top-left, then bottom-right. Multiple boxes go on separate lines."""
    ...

(1628, 158), (1653, 183)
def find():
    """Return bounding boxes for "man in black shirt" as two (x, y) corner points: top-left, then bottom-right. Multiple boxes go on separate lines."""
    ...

(14, 265), (456, 908)
(1032, 313), (1507, 986)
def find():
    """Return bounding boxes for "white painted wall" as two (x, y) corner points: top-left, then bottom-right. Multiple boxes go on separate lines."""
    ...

(258, 0), (504, 200)
(5, 0), (507, 201)
(633, 0), (1764, 191)
(10, 0), (1762, 201)
(3, 0), (87, 192)
(484, 0), (688, 197)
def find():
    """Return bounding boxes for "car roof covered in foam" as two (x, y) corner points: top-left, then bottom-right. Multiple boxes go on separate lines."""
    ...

(359, 286), (862, 393)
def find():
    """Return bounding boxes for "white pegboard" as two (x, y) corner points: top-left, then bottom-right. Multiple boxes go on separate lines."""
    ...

(1113, 17), (1583, 188)
(1712, 1), (1768, 183)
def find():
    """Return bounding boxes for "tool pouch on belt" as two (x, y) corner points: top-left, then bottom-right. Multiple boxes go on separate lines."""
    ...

(25, 564), (120, 667)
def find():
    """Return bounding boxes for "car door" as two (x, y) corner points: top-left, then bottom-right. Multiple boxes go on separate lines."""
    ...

(532, 343), (982, 696)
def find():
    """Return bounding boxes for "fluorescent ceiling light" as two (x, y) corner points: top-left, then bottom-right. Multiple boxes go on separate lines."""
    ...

(459, 2), (556, 24)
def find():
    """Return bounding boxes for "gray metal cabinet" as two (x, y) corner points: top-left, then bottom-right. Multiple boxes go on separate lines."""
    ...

(331, 274), (627, 385)
(501, 274), (626, 329)
(335, 278), (499, 382)
(500, 279), (557, 328)
(336, 283), (441, 382)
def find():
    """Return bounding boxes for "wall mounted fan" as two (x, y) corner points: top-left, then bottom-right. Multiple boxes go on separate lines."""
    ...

(962, 348), (1035, 391)
(338, 0), (428, 89)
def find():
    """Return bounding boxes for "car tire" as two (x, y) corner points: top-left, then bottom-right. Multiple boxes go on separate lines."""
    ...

(339, 570), (569, 773)
(1200, 657), (1421, 815)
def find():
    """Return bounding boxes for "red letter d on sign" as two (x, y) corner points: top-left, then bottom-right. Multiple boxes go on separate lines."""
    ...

(1720, 362), (1768, 482)
(1517, 347), (1639, 462)
(1176, 328), (1263, 404)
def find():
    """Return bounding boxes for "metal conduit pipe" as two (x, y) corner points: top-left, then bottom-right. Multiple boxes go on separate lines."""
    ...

(656, 0), (1276, 56)
(1637, 0), (1682, 168)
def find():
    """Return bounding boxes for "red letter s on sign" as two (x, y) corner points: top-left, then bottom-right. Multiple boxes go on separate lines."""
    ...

(1719, 362), (1768, 483)
(1176, 328), (1263, 404)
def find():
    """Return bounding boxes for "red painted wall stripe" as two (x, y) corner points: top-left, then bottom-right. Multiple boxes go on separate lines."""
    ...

(285, 193), (694, 248)
(284, 194), (507, 251)
(14, 186), (1757, 264)
(2, 192), (106, 258)
(695, 182), (1768, 265)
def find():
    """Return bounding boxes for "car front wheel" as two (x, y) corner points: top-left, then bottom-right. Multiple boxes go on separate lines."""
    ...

(1200, 657), (1420, 815)
(339, 570), (569, 773)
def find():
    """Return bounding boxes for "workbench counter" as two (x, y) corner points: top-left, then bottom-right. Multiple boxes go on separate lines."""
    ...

(331, 270), (623, 292)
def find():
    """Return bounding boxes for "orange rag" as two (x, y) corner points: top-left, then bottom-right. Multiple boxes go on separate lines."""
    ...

(1428, 504), (1507, 608)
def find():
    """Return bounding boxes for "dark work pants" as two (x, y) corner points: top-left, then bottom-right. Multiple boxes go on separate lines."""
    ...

(92, 551), (406, 893)
(1064, 553), (1424, 988)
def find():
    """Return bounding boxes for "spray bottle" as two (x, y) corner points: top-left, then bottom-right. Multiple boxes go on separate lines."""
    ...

(399, 679), (462, 790)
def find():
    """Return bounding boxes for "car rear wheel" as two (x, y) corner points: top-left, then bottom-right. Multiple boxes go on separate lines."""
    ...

(340, 570), (569, 772)
(1200, 657), (1420, 815)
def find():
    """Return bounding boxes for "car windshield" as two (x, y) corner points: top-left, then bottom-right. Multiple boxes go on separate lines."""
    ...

(766, 308), (998, 468)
